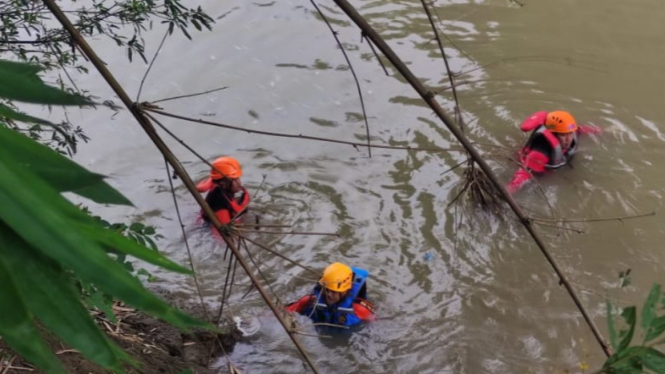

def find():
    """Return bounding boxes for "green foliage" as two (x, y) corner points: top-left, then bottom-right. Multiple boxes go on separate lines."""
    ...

(603, 284), (665, 374)
(0, 0), (213, 155)
(0, 59), (209, 373)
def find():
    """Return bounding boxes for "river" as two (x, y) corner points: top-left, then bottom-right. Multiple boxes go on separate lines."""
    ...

(67, 0), (665, 373)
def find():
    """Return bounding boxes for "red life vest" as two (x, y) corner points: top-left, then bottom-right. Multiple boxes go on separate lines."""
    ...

(520, 112), (578, 170)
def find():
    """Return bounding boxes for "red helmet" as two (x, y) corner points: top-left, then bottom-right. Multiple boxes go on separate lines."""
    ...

(210, 156), (242, 180)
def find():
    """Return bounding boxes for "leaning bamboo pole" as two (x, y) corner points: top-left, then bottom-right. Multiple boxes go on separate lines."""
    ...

(330, 0), (612, 358)
(41, 1), (320, 372)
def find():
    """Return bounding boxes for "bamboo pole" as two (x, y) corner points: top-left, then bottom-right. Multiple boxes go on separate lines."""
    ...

(41, 1), (320, 372)
(331, 0), (612, 357)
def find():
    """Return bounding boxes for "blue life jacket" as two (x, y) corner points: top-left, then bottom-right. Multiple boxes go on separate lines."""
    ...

(301, 267), (369, 328)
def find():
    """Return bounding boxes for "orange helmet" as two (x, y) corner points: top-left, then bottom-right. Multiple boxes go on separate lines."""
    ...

(545, 111), (577, 133)
(210, 156), (242, 180)
(319, 262), (353, 292)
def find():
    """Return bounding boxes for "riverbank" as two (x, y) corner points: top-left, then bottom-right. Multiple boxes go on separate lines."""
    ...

(0, 288), (238, 374)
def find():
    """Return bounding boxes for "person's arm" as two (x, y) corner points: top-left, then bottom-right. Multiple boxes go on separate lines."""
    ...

(285, 295), (315, 315)
(229, 187), (250, 217)
(352, 299), (375, 321)
(506, 151), (548, 194)
(215, 209), (232, 224)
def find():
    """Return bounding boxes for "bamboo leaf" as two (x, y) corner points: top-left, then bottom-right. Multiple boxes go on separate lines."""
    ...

(74, 220), (191, 274)
(0, 225), (130, 371)
(642, 347), (665, 373)
(0, 126), (132, 205)
(0, 59), (44, 76)
(0, 60), (93, 105)
(645, 315), (665, 342)
(0, 161), (206, 330)
(86, 290), (118, 324)
(607, 300), (619, 351)
(618, 306), (637, 352)
(642, 284), (661, 338)
(0, 103), (54, 125)
(0, 248), (66, 374)
(604, 346), (644, 373)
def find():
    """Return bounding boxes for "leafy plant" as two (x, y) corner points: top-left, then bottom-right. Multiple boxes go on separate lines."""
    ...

(0, 59), (208, 373)
(603, 284), (665, 373)
(0, 0), (213, 155)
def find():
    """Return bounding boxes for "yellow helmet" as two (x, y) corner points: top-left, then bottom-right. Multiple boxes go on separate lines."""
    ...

(319, 262), (353, 292)
(545, 111), (577, 133)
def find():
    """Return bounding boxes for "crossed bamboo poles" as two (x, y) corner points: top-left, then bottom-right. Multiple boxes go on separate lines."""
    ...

(43, 0), (661, 371)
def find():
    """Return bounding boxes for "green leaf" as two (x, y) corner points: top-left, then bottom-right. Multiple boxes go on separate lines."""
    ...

(144, 226), (156, 235)
(0, 103), (54, 125)
(0, 249), (66, 374)
(0, 60), (93, 106)
(604, 346), (644, 373)
(74, 219), (191, 274)
(129, 222), (145, 232)
(607, 300), (619, 351)
(642, 347), (665, 373)
(646, 315), (665, 342)
(619, 306), (637, 351)
(0, 59), (44, 76)
(0, 160), (206, 330)
(0, 125), (132, 206)
(0, 225), (130, 371)
(642, 284), (661, 339)
(87, 289), (119, 324)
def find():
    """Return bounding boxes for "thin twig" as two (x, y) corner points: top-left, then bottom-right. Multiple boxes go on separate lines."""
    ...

(439, 158), (468, 176)
(143, 111), (217, 173)
(360, 31), (389, 76)
(310, 0), (372, 157)
(234, 223), (292, 229)
(240, 237), (280, 301)
(43, 3), (320, 371)
(151, 86), (228, 104)
(143, 107), (463, 154)
(235, 229), (338, 236)
(531, 221), (585, 234)
(239, 235), (319, 276)
(136, 28), (169, 102)
(163, 158), (211, 322)
(530, 211), (655, 224)
(331, 0), (613, 357)
(311, 322), (349, 329)
(293, 330), (332, 339)
(1, 356), (16, 374)
(421, 0), (464, 129)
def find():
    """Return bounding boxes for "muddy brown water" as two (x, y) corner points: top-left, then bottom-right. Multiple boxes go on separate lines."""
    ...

(61, 0), (665, 373)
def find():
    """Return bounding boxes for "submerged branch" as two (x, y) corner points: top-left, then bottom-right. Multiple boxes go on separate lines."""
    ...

(151, 86), (229, 104)
(142, 106), (464, 154)
(235, 229), (338, 236)
(530, 211), (656, 224)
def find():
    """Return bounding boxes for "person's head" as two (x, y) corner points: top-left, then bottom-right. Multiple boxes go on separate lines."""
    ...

(210, 156), (243, 193)
(545, 111), (577, 149)
(319, 262), (353, 306)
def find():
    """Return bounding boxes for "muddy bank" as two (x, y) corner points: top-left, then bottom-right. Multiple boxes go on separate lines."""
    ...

(0, 287), (240, 374)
